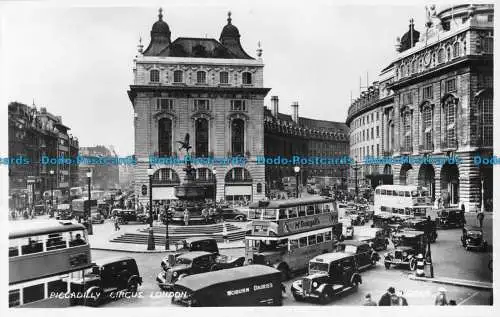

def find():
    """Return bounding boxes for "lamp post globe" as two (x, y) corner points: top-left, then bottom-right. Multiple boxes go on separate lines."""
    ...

(213, 167), (217, 205)
(294, 166), (301, 198)
(147, 165), (155, 250)
(49, 170), (54, 208)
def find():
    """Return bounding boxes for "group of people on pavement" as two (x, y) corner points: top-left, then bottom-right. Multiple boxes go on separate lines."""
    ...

(363, 287), (455, 306)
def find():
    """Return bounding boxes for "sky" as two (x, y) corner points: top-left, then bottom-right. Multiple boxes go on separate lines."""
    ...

(0, 0), (434, 156)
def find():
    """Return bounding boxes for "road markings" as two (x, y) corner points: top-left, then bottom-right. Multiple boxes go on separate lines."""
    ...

(458, 291), (479, 305)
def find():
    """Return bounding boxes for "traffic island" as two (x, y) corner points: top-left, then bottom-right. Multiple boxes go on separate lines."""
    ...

(408, 274), (493, 290)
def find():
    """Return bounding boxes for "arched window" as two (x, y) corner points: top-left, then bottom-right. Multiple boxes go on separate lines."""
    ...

(219, 71), (229, 84)
(150, 69), (160, 82)
(231, 119), (245, 156)
(412, 60), (418, 74)
(443, 96), (457, 148)
(421, 105), (433, 151)
(225, 167), (252, 183)
(158, 118), (172, 157)
(196, 71), (206, 84)
(446, 46), (452, 61)
(152, 168), (180, 185)
(453, 42), (461, 58)
(242, 72), (252, 85)
(438, 48), (445, 63)
(195, 118), (209, 157)
(173, 70), (183, 83)
(402, 110), (412, 152)
(478, 95), (493, 146)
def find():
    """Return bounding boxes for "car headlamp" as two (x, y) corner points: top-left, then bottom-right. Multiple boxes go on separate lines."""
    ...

(312, 281), (318, 288)
(173, 271), (178, 277)
(266, 260), (271, 266)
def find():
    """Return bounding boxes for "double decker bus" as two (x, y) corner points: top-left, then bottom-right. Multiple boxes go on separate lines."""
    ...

(245, 197), (341, 280)
(71, 198), (98, 219)
(373, 185), (436, 220)
(9, 220), (92, 307)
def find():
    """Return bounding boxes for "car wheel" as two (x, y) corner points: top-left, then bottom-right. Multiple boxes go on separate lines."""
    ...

(371, 257), (377, 266)
(86, 288), (103, 307)
(319, 289), (332, 305)
(235, 216), (244, 222)
(128, 281), (138, 294)
(351, 278), (360, 290)
(384, 262), (390, 269)
(339, 235), (345, 242)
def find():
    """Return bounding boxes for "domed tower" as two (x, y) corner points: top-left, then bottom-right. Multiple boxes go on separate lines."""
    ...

(219, 11), (253, 59)
(144, 8), (172, 56)
(398, 18), (420, 53)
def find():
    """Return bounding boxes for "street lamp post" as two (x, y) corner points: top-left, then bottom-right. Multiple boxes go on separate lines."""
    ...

(147, 165), (155, 251)
(213, 167), (217, 204)
(294, 166), (301, 198)
(351, 162), (361, 200)
(49, 170), (54, 209)
(481, 178), (485, 213)
(86, 169), (93, 235)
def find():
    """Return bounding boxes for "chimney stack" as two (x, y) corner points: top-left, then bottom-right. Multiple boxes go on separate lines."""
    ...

(291, 102), (299, 123)
(271, 96), (279, 117)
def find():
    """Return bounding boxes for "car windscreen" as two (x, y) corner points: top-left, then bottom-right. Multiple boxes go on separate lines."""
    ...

(344, 245), (357, 253)
(309, 262), (329, 273)
(176, 257), (192, 265)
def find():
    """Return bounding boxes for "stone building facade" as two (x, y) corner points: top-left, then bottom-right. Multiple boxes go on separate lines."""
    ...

(264, 96), (350, 190)
(129, 10), (269, 205)
(346, 4), (493, 212)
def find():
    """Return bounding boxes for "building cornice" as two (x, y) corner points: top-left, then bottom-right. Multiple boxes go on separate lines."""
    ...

(346, 95), (394, 126)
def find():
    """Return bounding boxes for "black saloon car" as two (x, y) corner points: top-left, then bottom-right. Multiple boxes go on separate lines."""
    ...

(437, 209), (465, 228)
(69, 256), (142, 306)
(214, 208), (247, 222)
(291, 252), (362, 304)
(335, 240), (379, 270)
(384, 230), (425, 271)
(461, 225), (488, 251)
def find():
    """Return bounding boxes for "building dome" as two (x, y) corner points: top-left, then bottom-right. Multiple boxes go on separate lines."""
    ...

(151, 8), (171, 36)
(220, 11), (240, 39)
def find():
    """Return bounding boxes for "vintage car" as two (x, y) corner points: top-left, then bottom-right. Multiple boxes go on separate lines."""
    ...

(91, 211), (105, 224)
(461, 225), (488, 251)
(291, 252), (362, 304)
(384, 230), (426, 271)
(437, 208), (465, 228)
(156, 251), (245, 290)
(349, 213), (365, 226)
(69, 256), (142, 306)
(214, 207), (247, 222)
(335, 240), (379, 270)
(340, 218), (354, 240)
(112, 209), (142, 224)
(401, 218), (438, 243)
(160, 237), (219, 269)
(356, 227), (389, 251)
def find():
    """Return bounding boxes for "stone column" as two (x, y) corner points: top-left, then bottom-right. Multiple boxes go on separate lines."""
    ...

(457, 152), (481, 212)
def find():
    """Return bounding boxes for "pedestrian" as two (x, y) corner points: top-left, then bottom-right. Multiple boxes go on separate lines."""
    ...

(435, 287), (448, 306)
(114, 216), (121, 231)
(378, 287), (395, 306)
(477, 210), (484, 228)
(183, 209), (190, 226)
(363, 293), (377, 306)
(396, 290), (408, 306)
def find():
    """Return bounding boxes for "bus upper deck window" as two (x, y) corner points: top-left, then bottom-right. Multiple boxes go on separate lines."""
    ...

(398, 191), (405, 197)
(411, 191), (419, 197)
(314, 204), (322, 214)
(288, 208), (298, 218)
(375, 189), (381, 194)
(299, 237), (308, 248)
(306, 206), (315, 216)
(289, 239), (299, 250)
(405, 192), (410, 197)
(46, 233), (67, 251)
(278, 209), (287, 220)
(381, 190), (386, 195)
(69, 231), (87, 247)
(324, 204), (331, 213)
(21, 237), (43, 255)
(298, 206), (306, 217)
(263, 209), (276, 220)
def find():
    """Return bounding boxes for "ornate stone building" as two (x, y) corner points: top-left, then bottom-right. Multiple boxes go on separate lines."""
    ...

(129, 10), (269, 205)
(347, 4), (493, 212)
(264, 96), (350, 190)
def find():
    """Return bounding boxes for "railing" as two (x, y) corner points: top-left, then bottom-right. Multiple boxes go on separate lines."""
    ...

(400, 146), (413, 154)
(418, 143), (434, 153)
(443, 139), (458, 151)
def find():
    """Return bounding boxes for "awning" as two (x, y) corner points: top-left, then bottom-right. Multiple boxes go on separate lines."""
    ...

(225, 185), (252, 196)
(152, 187), (178, 200)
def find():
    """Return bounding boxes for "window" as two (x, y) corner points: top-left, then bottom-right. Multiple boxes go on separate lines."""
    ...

(483, 37), (493, 54)
(479, 97), (493, 146)
(156, 98), (174, 111)
(150, 69), (160, 82)
(412, 59), (418, 73)
(423, 85), (433, 99)
(194, 99), (210, 111)
(422, 106), (433, 150)
(158, 118), (172, 157)
(219, 71), (229, 84)
(402, 111), (412, 151)
(308, 235), (317, 245)
(446, 46), (452, 61)
(488, 15), (493, 22)
(376, 112), (379, 120)
(242, 72), (252, 85)
(231, 119), (245, 156)
(9, 289), (20, 307)
(443, 96), (457, 147)
(376, 126), (379, 138)
(196, 71), (206, 84)
(317, 233), (324, 244)
(445, 78), (456, 92)
(195, 118), (209, 157)
(438, 48), (445, 63)
(402, 92), (413, 105)
(453, 42), (461, 58)
(48, 279), (68, 294)
(377, 144), (379, 156)
(371, 128), (374, 140)
(325, 231), (332, 241)
(362, 130), (365, 141)
(371, 113), (374, 122)
(173, 70), (183, 83)
(230, 100), (246, 111)
(299, 237), (308, 248)
(23, 284), (44, 304)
